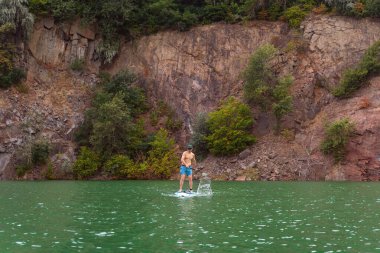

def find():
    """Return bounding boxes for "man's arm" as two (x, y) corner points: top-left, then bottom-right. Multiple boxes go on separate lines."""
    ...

(180, 152), (186, 165)
(192, 154), (197, 167)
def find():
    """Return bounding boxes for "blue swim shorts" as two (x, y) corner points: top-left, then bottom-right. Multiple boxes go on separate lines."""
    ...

(180, 165), (192, 176)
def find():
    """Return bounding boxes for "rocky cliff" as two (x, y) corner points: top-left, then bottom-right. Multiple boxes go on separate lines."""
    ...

(0, 14), (379, 180)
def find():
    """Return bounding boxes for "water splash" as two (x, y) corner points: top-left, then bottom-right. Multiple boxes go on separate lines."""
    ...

(197, 173), (213, 196)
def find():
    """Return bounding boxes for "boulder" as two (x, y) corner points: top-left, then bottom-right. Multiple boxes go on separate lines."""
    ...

(238, 149), (251, 160)
(235, 175), (246, 181)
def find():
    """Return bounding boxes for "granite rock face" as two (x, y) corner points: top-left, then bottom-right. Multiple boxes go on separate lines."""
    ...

(0, 18), (99, 179)
(110, 21), (289, 131)
(28, 18), (100, 72)
(1, 15), (379, 180)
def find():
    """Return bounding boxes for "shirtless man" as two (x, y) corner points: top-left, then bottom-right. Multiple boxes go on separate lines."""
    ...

(179, 144), (196, 193)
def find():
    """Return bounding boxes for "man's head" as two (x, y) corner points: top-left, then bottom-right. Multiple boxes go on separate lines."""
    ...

(187, 144), (193, 151)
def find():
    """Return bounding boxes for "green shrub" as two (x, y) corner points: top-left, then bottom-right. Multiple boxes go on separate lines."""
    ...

(89, 93), (144, 159)
(147, 129), (178, 178)
(15, 164), (32, 178)
(242, 44), (277, 108)
(29, 0), (50, 16)
(273, 75), (293, 131)
(365, 0), (380, 17)
(150, 110), (159, 126)
(242, 44), (294, 131)
(0, 68), (26, 89)
(283, 5), (307, 28)
(44, 162), (54, 180)
(165, 115), (182, 132)
(359, 40), (380, 72)
(13, 145), (31, 178)
(0, 23), (26, 89)
(200, 4), (229, 24)
(268, 2), (282, 20)
(321, 118), (354, 162)
(333, 68), (368, 97)
(102, 71), (147, 117)
(31, 140), (50, 165)
(333, 40), (380, 98)
(49, 0), (80, 21)
(75, 70), (147, 159)
(104, 154), (134, 178)
(206, 97), (256, 156)
(178, 10), (198, 31)
(323, 0), (380, 17)
(70, 58), (85, 72)
(72, 147), (100, 179)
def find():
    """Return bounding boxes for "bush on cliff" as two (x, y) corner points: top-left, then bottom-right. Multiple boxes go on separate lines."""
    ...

(147, 129), (178, 178)
(283, 5), (307, 28)
(206, 97), (256, 156)
(242, 44), (294, 131)
(273, 75), (294, 131)
(104, 154), (135, 178)
(31, 140), (50, 165)
(323, 0), (380, 18)
(73, 147), (100, 179)
(333, 40), (380, 98)
(29, 0), (50, 16)
(0, 24), (26, 89)
(13, 138), (50, 177)
(89, 93), (144, 160)
(321, 118), (354, 162)
(242, 43), (278, 109)
(101, 71), (147, 117)
(75, 71), (147, 159)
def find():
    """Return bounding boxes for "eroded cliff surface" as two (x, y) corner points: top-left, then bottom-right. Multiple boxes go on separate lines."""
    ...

(0, 15), (379, 180)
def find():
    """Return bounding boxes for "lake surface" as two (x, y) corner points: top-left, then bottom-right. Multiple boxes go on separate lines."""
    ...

(1, 181), (380, 253)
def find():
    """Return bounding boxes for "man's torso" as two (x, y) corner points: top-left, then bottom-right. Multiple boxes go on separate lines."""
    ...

(182, 151), (194, 167)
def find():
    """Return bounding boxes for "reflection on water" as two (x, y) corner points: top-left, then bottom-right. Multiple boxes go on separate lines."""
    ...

(0, 181), (380, 252)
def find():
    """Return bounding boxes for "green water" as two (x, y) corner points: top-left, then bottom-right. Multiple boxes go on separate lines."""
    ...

(1, 181), (380, 253)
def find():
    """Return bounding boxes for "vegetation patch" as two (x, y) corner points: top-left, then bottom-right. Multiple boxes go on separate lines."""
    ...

(31, 140), (50, 165)
(147, 129), (178, 178)
(14, 138), (50, 178)
(149, 100), (182, 132)
(72, 147), (100, 179)
(242, 43), (294, 131)
(25, 1), (380, 64)
(70, 58), (85, 72)
(321, 118), (355, 162)
(205, 97), (256, 156)
(74, 70), (180, 179)
(104, 154), (136, 178)
(333, 40), (380, 98)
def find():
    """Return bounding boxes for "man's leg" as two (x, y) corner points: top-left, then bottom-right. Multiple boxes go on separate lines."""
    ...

(179, 174), (186, 191)
(188, 175), (193, 191)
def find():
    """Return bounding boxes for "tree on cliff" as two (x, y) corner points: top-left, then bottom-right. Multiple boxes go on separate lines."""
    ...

(89, 93), (144, 160)
(242, 43), (294, 132)
(0, 0), (34, 39)
(0, 0), (31, 88)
